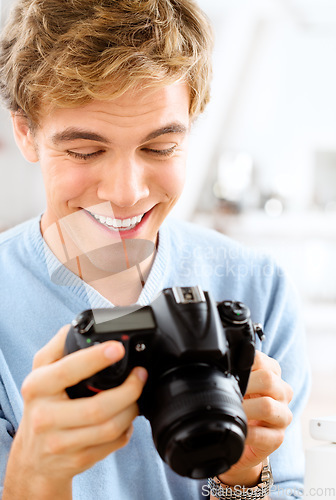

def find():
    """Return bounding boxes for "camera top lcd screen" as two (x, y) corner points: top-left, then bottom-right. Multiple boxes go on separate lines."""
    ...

(95, 308), (156, 333)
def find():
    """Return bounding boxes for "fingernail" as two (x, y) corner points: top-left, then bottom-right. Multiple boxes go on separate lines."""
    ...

(104, 342), (124, 360)
(134, 367), (148, 383)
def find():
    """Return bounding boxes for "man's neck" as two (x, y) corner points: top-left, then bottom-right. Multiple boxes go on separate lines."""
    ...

(85, 250), (156, 305)
(41, 217), (157, 306)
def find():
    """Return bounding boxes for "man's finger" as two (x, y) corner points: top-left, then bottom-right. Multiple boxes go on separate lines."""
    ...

(243, 397), (293, 428)
(30, 367), (148, 430)
(245, 369), (293, 403)
(251, 350), (282, 377)
(45, 404), (139, 454)
(22, 340), (126, 400)
(245, 425), (286, 455)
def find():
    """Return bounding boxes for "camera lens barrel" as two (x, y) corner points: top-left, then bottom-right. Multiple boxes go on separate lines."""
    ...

(148, 364), (247, 479)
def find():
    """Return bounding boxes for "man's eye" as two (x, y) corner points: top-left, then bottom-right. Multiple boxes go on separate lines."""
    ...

(143, 145), (177, 157)
(66, 150), (104, 160)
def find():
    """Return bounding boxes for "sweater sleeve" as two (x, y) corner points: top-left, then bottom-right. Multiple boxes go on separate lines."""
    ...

(0, 380), (16, 497)
(0, 349), (23, 497)
(261, 265), (311, 500)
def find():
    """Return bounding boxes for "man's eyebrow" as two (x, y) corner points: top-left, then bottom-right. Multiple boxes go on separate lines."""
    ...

(50, 122), (188, 145)
(51, 128), (111, 145)
(143, 122), (188, 142)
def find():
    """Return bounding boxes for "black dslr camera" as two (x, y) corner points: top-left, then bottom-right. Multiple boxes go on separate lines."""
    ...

(64, 286), (264, 479)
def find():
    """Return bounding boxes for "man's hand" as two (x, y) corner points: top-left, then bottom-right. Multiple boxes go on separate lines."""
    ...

(215, 350), (293, 488)
(3, 325), (148, 499)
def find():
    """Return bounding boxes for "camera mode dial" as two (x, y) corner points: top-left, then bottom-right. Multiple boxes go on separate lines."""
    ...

(218, 301), (250, 324)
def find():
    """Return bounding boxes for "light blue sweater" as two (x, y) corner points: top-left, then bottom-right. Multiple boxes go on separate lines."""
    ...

(0, 216), (310, 499)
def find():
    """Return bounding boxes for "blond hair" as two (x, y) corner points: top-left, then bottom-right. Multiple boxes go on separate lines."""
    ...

(0, 0), (213, 126)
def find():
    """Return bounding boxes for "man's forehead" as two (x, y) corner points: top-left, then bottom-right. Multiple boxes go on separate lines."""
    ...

(37, 81), (190, 140)
(104, 80), (190, 107)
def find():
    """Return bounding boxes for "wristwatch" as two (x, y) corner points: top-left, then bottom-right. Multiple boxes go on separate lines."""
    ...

(208, 457), (273, 499)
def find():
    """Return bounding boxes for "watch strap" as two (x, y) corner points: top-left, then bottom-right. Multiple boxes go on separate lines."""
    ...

(208, 457), (273, 499)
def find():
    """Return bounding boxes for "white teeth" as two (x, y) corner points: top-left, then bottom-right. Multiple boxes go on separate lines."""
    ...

(89, 211), (145, 231)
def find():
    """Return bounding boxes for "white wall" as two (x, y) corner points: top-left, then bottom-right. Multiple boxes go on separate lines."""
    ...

(174, 0), (336, 218)
(0, 109), (46, 228)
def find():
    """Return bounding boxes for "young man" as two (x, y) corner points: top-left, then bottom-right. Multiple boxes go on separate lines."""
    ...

(0, 1), (309, 499)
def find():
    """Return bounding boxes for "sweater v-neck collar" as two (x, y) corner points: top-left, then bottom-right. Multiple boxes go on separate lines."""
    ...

(28, 214), (171, 309)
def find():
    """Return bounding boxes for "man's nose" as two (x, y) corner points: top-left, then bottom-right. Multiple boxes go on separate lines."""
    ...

(97, 156), (150, 208)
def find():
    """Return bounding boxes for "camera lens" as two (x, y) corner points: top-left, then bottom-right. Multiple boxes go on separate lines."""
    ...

(148, 364), (247, 479)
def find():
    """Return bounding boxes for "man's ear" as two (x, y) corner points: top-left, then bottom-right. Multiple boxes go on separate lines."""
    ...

(11, 112), (39, 163)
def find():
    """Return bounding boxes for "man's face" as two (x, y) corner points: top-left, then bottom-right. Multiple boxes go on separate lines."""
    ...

(19, 82), (190, 257)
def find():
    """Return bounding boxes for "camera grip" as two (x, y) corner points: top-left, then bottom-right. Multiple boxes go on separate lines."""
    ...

(64, 322), (132, 398)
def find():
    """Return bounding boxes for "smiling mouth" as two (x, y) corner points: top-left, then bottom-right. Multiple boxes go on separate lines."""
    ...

(86, 210), (146, 231)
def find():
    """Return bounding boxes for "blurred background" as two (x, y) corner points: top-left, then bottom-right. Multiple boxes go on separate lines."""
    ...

(1, 0), (335, 448)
